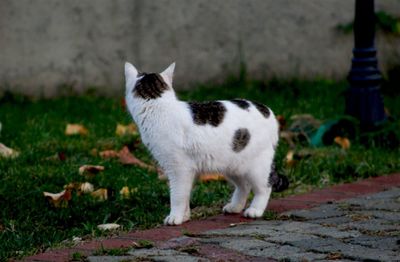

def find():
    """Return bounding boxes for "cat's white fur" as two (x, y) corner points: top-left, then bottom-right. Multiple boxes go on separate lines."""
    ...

(125, 62), (279, 225)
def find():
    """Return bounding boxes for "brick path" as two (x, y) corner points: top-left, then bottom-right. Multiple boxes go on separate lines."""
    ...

(24, 173), (400, 262)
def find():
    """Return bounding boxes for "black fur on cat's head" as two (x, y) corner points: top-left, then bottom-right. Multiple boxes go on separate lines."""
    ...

(125, 62), (176, 100)
(134, 73), (170, 99)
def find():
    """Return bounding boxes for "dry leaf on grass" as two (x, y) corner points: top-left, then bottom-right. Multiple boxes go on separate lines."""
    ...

(119, 186), (138, 199)
(158, 170), (168, 181)
(64, 182), (94, 195)
(97, 223), (121, 231)
(65, 124), (88, 136)
(79, 182), (94, 194)
(78, 165), (105, 178)
(99, 149), (120, 158)
(334, 136), (351, 150)
(91, 188), (108, 201)
(285, 149), (314, 167)
(0, 143), (19, 158)
(199, 173), (225, 182)
(119, 186), (130, 199)
(285, 150), (295, 166)
(99, 146), (157, 171)
(118, 146), (154, 169)
(44, 152), (67, 161)
(115, 123), (138, 136)
(43, 189), (72, 208)
(276, 115), (287, 131)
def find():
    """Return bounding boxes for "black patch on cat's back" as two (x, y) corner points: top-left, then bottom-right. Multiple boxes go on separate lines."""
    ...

(230, 99), (250, 110)
(134, 73), (169, 99)
(232, 128), (250, 152)
(188, 101), (226, 127)
(252, 101), (270, 118)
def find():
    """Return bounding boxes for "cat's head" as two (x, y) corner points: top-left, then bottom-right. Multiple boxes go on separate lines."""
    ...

(125, 62), (175, 100)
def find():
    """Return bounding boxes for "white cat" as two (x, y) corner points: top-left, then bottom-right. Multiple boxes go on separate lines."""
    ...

(124, 62), (286, 225)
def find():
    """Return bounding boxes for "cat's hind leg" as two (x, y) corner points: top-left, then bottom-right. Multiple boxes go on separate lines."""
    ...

(243, 156), (273, 218)
(164, 166), (195, 225)
(223, 175), (250, 214)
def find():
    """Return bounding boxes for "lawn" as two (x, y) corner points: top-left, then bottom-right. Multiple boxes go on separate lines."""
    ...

(0, 78), (399, 260)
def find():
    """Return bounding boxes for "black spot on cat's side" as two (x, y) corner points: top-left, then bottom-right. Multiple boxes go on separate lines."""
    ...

(232, 128), (250, 152)
(134, 73), (169, 99)
(230, 99), (250, 110)
(252, 101), (270, 118)
(188, 101), (226, 127)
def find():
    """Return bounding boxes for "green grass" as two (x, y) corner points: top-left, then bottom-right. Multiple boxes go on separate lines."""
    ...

(1, 78), (399, 260)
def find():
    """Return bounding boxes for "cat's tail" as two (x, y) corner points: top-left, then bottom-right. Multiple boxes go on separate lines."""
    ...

(269, 163), (289, 192)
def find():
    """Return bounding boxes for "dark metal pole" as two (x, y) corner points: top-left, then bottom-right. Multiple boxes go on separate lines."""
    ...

(345, 0), (386, 130)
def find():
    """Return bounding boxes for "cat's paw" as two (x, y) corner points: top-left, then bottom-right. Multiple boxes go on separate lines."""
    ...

(164, 213), (189, 226)
(243, 207), (264, 218)
(223, 203), (243, 214)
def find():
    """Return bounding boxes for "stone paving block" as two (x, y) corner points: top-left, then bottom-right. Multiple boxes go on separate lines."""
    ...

(361, 187), (400, 200)
(290, 237), (399, 261)
(346, 236), (400, 251)
(283, 204), (345, 220)
(310, 215), (353, 226)
(356, 210), (400, 221)
(338, 218), (400, 233)
(264, 232), (319, 243)
(202, 221), (282, 237)
(278, 221), (361, 238)
(200, 236), (325, 260)
(344, 189), (400, 211)
(129, 248), (208, 261)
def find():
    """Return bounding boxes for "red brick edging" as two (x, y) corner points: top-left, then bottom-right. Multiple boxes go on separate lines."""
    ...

(24, 173), (400, 262)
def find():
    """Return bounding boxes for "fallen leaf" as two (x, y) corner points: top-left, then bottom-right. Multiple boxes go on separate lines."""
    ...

(65, 124), (88, 136)
(43, 189), (72, 208)
(334, 136), (350, 150)
(80, 182), (94, 194)
(78, 165), (105, 178)
(99, 149), (120, 159)
(119, 186), (130, 199)
(118, 146), (156, 171)
(91, 188), (108, 201)
(119, 186), (138, 199)
(115, 123), (138, 136)
(199, 173), (225, 182)
(99, 146), (158, 172)
(158, 170), (168, 181)
(97, 223), (121, 231)
(285, 150), (295, 166)
(280, 131), (296, 148)
(276, 115), (286, 131)
(72, 236), (82, 243)
(0, 143), (19, 158)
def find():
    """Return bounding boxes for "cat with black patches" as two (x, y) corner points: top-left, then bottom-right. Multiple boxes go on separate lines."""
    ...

(125, 62), (288, 225)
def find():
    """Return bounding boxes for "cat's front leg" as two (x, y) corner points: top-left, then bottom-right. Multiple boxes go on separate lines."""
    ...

(164, 167), (194, 225)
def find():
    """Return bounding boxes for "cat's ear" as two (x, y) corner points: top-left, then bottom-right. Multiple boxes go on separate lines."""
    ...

(125, 62), (138, 86)
(160, 62), (175, 88)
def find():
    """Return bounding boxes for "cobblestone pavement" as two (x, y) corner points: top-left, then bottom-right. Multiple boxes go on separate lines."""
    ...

(86, 187), (400, 262)
(24, 174), (400, 262)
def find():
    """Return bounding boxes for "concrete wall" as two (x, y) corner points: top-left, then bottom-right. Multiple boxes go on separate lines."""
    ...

(1, 0), (399, 97)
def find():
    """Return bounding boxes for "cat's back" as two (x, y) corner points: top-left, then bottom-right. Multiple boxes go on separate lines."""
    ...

(182, 99), (279, 156)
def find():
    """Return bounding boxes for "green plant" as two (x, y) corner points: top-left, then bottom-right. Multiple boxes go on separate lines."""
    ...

(336, 10), (400, 35)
